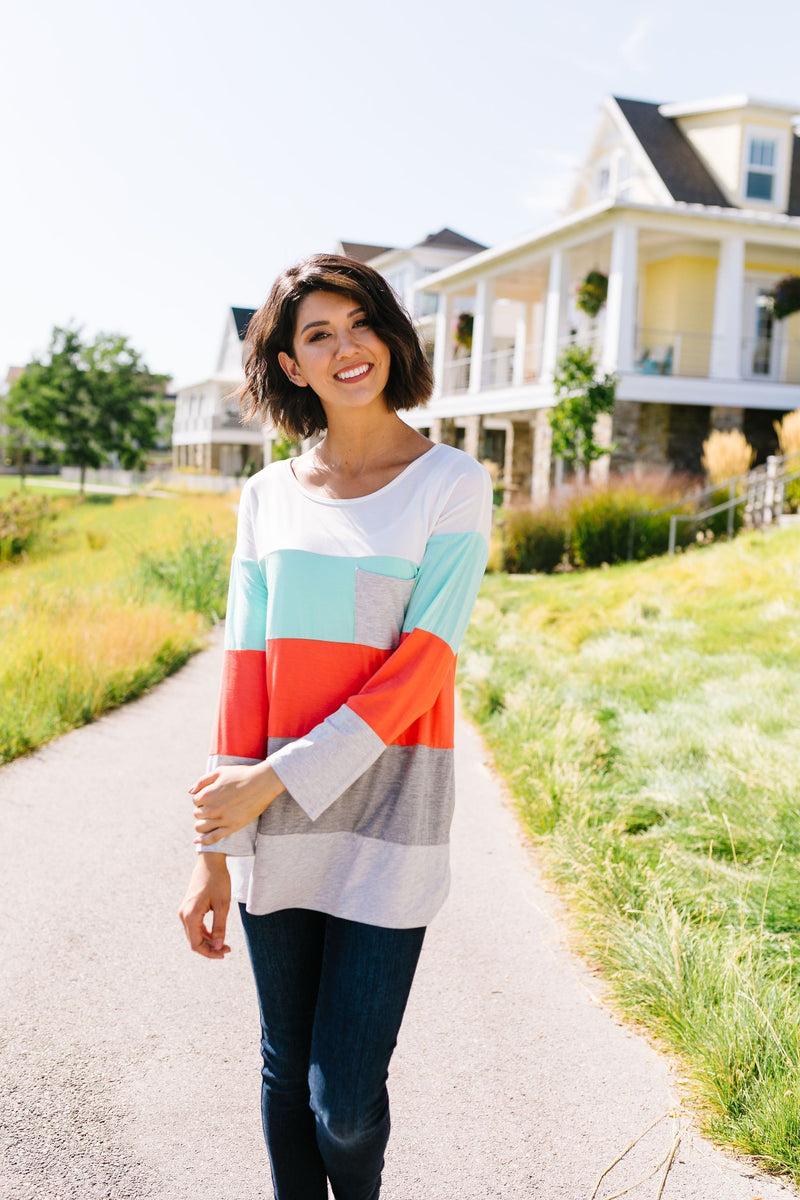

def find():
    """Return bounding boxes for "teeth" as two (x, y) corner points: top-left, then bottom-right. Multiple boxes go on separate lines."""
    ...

(336, 364), (370, 381)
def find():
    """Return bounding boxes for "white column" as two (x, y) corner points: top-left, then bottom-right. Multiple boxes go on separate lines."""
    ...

(540, 251), (564, 380)
(432, 291), (453, 394)
(529, 301), (545, 378)
(710, 237), (745, 380)
(532, 408), (553, 504)
(469, 278), (495, 393)
(602, 223), (638, 373)
(512, 302), (529, 387)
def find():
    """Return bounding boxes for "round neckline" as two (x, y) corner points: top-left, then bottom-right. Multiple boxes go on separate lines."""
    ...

(285, 442), (443, 506)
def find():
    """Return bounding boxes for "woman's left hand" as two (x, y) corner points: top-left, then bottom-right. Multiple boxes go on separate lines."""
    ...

(191, 761), (284, 845)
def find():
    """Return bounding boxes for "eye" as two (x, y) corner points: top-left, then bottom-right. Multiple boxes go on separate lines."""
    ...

(308, 330), (329, 342)
(353, 318), (370, 329)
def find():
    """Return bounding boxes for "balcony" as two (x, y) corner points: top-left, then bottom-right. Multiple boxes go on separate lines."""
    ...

(634, 328), (800, 385)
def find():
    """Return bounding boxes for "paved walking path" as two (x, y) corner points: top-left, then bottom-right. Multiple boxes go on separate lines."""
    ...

(1, 634), (797, 1200)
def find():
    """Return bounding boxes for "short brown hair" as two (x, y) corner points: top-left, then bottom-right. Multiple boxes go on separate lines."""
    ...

(240, 254), (434, 439)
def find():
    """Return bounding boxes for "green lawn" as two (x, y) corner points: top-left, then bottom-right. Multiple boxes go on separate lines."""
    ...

(460, 527), (800, 1181)
(0, 474), (80, 497)
(0, 491), (238, 764)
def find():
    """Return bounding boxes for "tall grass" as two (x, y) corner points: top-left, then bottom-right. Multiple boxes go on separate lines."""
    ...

(0, 493), (238, 764)
(460, 527), (800, 1180)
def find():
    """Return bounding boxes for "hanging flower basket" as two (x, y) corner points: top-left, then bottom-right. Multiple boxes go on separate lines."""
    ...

(576, 271), (608, 318)
(455, 312), (474, 351)
(769, 275), (800, 321)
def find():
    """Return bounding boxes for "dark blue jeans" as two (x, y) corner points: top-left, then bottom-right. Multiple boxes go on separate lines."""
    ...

(239, 906), (426, 1200)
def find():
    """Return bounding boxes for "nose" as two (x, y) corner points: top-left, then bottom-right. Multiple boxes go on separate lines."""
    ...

(334, 326), (360, 359)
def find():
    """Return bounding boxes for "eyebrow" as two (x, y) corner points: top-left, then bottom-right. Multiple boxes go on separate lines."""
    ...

(299, 306), (365, 336)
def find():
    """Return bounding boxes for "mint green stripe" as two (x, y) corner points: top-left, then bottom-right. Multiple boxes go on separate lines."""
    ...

(266, 550), (417, 643)
(402, 532), (488, 653)
(225, 556), (268, 650)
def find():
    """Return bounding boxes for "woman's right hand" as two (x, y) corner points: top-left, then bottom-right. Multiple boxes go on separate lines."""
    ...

(179, 853), (232, 960)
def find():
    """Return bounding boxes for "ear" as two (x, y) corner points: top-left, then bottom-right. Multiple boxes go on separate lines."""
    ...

(278, 350), (308, 388)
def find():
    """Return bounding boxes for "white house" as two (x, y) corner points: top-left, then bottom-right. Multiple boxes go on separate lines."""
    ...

(171, 307), (263, 476)
(410, 94), (800, 504)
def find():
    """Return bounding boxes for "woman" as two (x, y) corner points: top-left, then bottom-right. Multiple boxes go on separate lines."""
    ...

(179, 253), (492, 1200)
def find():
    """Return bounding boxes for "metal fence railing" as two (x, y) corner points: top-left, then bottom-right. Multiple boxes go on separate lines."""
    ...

(665, 455), (800, 555)
(624, 454), (800, 559)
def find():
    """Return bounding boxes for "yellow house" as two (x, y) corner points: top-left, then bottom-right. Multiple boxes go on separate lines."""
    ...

(412, 94), (800, 503)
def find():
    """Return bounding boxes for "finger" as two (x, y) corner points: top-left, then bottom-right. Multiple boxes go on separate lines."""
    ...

(189, 771), (219, 796)
(179, 903), (209, 953)
(194, 822), (222, 839)
(180, 906), (228, 959)
(194, 827), (227, 846)
(209, 900), (230, 952)
(196, 937), (230, 960)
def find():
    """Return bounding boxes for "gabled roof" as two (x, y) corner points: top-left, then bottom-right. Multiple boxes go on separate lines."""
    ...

(418, 227), (487, 252)
(339, 241), (394, 262)
(612, 96), (734, 208)
(788, 134), (800, 217)
(231, 307), (257, 340)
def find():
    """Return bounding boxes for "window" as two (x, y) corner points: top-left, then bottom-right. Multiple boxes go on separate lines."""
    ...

(746, 137), (777, 202)
(418, 291), (439, 318)
(616, 153), (631, 199)
(597, 166), (610, 197)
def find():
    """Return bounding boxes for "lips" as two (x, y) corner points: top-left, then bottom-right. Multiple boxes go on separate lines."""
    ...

(334, 363), (372, 382)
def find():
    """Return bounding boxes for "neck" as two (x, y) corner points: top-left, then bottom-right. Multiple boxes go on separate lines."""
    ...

(317, 409), (406, 472)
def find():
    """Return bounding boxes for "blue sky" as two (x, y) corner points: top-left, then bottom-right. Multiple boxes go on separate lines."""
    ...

(2, 0), (799, 387)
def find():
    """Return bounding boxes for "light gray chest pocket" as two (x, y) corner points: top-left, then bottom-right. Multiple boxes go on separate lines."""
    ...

(354, 569), (416, 650)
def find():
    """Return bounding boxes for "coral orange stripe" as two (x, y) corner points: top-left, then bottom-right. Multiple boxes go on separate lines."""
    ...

(267, 639), (390, 739)
(211, 649), (268, 761)
(347, 628), (455, 748)
(389, 656), (455, 749)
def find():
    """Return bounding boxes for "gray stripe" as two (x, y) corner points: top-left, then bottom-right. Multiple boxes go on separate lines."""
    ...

(268, 704), (386, 821)
(354, 568), (415, 650)
(260, 741), (454, 846)
(238, 831), (450, 929)
(209, 755), (262, 767)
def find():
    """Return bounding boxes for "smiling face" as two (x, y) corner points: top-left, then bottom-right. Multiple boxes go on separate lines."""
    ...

(278, 290), (392, 418)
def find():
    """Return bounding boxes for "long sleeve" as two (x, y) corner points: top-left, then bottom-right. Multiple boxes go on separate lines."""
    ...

(268, 464), (492, 820)
(201, 482), (269, 856)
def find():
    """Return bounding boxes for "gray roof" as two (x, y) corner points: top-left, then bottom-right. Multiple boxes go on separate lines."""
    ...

(418, 227), (487, 252)
(339, 241), (395, 262)
(231, 307), (257, 340)
(613, 96), (734, 208)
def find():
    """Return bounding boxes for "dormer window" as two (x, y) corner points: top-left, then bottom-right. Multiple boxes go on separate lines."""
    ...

(745, 135), (778, 202)
(597, 166), (610, 197)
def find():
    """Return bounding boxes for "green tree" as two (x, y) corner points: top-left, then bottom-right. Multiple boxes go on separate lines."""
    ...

(0, 384), (53, 483)
(7, 326), (168, 491)
(548, 343), (617, 474)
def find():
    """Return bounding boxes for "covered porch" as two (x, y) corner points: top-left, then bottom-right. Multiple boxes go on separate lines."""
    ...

(414, 202), (800, 501)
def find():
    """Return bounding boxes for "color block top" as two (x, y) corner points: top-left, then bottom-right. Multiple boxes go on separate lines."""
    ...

(207, 441), (492, 928)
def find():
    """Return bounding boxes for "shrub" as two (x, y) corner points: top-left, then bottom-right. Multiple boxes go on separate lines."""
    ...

(138, 520), (230, 622)
(501, 507), (569, 574)
(0, 492), (56, 563)
(774, 409), (800, 455)
(567, 486), (681, 567)
(773, 411), (800, 511)
(702, 429), (755, 484)
(699, 487), (746, 540)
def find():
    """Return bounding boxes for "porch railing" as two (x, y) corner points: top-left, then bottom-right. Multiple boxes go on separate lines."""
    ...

(439, 344), (540, 394)
(634, 328), (800, 384)
(437, 331), (800, 395)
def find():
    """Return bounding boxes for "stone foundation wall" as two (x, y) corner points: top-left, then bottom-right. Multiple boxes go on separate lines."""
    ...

(504, 420), (534, 507)
(667, 405), (711, 475)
